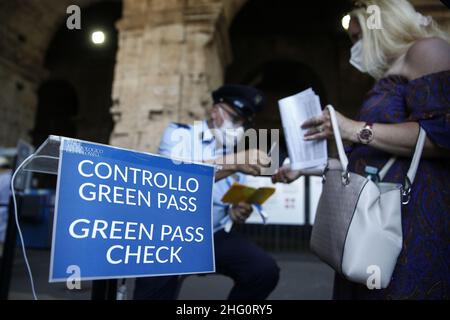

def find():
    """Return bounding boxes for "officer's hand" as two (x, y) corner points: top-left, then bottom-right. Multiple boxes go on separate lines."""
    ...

(235, 149), (271, 176)
(229, 202), (253, 224)
(271, 164), (303, 184)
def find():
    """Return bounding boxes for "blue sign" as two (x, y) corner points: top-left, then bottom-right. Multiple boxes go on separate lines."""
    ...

(50, 138), (215, 282)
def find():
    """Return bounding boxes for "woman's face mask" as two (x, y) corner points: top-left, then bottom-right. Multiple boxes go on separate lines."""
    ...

(213, 107), (245, 149)
(349, 39), (367, 73)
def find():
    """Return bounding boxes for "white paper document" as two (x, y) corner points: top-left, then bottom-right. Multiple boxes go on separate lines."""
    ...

(278, 88), (327, 171)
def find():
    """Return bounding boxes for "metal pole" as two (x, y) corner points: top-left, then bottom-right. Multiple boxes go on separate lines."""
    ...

(0, 159), (19, 300)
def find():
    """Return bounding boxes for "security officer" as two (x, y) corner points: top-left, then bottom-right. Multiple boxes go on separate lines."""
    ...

(133, 84), (280, 300)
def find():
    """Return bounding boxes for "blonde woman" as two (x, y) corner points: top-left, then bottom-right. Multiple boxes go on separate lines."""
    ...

(273, 0), (450, 299)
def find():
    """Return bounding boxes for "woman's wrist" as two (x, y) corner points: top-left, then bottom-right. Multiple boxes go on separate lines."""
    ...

(342, 119), (364, 143)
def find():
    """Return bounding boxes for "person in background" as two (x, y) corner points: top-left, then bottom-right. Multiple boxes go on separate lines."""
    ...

(134, 84), (280, 300)
(273, 0), (450, 299)
(0, 156), (12, 243)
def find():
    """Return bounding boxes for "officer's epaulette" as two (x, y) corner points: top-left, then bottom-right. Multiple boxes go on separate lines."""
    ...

(171, 122), (191, 129)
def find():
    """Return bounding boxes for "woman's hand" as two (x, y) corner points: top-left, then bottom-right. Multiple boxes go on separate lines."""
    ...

(302, 108), (359, 143)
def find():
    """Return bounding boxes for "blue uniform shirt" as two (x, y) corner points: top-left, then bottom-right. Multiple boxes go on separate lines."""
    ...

(158, 121), (246, 232)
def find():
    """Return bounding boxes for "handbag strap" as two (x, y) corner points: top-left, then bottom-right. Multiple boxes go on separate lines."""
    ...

(406, 127), (426, 184)
(326, 105), (427, 189)
(327, 105), (349, 170)
(379, 157), (396, 181)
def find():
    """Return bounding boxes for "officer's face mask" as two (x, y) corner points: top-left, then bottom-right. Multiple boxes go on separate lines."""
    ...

(213, 107), (245, 148)
(349, 39), (367, 73)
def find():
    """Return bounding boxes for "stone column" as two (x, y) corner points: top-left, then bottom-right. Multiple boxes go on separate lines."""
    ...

(109, 0), (232, 152)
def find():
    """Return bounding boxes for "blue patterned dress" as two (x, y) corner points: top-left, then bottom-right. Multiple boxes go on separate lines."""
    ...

(333, 70), (450, 300)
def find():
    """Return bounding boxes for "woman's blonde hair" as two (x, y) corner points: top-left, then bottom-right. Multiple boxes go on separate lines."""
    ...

(350, 0), (449, 79)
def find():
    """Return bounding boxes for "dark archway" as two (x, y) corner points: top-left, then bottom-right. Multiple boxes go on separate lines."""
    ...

(32, 80), (78, 147)
(29, 1), (122, 198)
(40, 0), (122, 146)
(226, 0), (373, 120)
(239, 60), (327, 130)
(235, 60), (327, 167)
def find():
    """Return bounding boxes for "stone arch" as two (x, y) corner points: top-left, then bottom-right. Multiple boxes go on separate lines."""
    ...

(236, 59), (328, 162)
(234, 59), (326, 125)
(42, 1), (122, 144)
(108, 0), (252, 152)
(222, 0), (249, 28)
(32, 79), (79, 146)
(0, 0), (117, 147)
(0, 0), (106, 76)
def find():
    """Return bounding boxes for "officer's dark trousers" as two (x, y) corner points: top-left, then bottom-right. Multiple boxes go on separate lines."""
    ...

(133, 229), (280, 300)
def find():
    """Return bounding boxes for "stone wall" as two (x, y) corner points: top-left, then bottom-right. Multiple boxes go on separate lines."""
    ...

(0, 0), (448, 151)
(109, 0), (245, 152)
(109, 0), (450, 153)
(0, 0), (102, 147)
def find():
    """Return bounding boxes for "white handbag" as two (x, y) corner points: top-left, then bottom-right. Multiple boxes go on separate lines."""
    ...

(310, 105), (426, 288)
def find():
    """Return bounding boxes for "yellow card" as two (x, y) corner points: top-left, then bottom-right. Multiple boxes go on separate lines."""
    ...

(221, 183), (276, 205)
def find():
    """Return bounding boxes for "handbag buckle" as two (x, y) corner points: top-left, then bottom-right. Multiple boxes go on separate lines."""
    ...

(341, 170), (350, 186)
(401, 177), (412, 205)
(321, 166), (329, 184)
